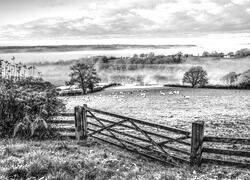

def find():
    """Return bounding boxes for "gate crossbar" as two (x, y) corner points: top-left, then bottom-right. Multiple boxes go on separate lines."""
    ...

(128, 120), (179, 166)
(87, 109), (179, 166)
(87, 111), (127, 137)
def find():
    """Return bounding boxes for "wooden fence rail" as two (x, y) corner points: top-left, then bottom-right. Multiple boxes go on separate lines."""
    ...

(86, 107), (190, 136)
(203, 136), (250, 145)
(203, 147), (250, 157)
(202, 134), (250, 168)
(49, 104), (250, 169)
(202, 158), (250, 168)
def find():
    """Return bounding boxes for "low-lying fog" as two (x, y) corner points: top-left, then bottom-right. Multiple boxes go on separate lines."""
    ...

(37, 57), (250, 86)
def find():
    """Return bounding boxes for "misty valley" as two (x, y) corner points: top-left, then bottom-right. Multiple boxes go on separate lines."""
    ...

(29, 52), (250, 87)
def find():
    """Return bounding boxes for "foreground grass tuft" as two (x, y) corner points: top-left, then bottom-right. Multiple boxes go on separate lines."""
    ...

(6, 167), (28, 179)
(0, 139), (249, 180)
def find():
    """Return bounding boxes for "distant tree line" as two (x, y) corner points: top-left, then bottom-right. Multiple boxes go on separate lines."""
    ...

(201, 51), (226, 58)
(27, 48), (250, 70)
(96, 52), (190, 71)
(27, 59), (77, 66)
(201, 48), (250, 58)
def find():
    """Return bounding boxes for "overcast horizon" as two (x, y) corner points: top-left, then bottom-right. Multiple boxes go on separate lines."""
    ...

(0, 0), (250, 46)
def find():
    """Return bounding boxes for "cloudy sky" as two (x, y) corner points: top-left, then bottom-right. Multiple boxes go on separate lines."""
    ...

(0, 0), (250, 45)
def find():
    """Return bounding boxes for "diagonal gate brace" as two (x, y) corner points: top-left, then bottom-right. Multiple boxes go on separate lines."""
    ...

(127, 120), (179, 166)
(87, 111), (130, 149)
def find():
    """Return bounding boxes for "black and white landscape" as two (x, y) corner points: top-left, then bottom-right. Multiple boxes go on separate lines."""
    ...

(0, 0), (250, 179)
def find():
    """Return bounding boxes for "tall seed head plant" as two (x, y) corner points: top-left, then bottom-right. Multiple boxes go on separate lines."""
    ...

(0, 77), (65, 139)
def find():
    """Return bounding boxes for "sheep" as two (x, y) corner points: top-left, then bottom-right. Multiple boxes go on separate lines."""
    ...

(173, 91), (180, 95)
(64, 97), (69, 101)
(169, 91), (174, 95)
(82, 96), (91, 101)
(160, 91), (166, 96)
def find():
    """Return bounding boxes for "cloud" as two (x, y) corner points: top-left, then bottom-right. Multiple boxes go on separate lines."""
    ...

(0, 0), (250, 43)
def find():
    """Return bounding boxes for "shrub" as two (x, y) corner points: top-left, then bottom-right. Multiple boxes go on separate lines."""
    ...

(235, 48), (250, 58)
(221, 72), (238, 85)
(0, 79), (65, 138)
(237, 69), (250, 88)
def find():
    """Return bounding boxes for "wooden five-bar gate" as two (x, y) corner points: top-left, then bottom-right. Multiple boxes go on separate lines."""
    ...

(49, 104), (250, 168)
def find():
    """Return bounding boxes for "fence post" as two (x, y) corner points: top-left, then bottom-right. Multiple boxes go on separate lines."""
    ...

(82, 104), (88, 140)
(74, 105), (88, 143)
(75, 106), (83, 142)
(190, 120), (204, 167)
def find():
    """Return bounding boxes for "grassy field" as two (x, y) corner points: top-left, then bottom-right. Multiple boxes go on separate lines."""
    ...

(1, 86), (250, 179)
(64, 86), (250, 138)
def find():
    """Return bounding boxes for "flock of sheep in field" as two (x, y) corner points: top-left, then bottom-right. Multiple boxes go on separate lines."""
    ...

(61, 88), (191, 103)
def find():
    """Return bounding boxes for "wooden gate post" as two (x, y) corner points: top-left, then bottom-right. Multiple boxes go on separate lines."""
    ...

(82, 104), (88, 140)
(74, 104), (88, 143)
(190, 120), (204, 167)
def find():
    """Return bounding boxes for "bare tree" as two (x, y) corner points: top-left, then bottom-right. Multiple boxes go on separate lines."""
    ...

(183, 66), (208, 87)
(66, 62), (101, 94)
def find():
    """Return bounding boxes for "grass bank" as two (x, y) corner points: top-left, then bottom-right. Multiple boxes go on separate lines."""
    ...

(0, 139), (249, 180)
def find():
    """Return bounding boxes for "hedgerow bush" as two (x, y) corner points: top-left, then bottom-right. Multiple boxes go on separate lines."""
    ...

(0, 78), (65, 139)
(238, 69), (250, 88)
